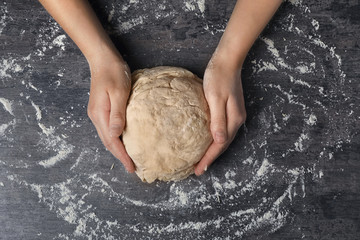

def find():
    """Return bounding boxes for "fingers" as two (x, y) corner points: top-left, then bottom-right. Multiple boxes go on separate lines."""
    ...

(207, 96), (228, 144)
(108, 90), (128, 138)
(195, 96), (246, 176)
(194, 96), (228, 176)
(227, 95), (246, 135)
(194, 141), (228, 176)
(94, 114), (135, 173)
(88, 89), (135, 173)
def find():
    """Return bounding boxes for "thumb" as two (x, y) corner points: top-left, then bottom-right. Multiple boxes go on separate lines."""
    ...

(208, 96), (228, 144)
(108, 91), (128, 138)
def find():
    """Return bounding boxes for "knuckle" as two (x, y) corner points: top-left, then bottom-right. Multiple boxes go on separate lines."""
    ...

(87, 106), (95, 120)
(210, 124), (224, 134)
(110, 113), (125, 129)
(211, 116), (227, 129)
(234, 112), (247, 127)
(111, 112), (124, 122)
(87, 104), (104, 123)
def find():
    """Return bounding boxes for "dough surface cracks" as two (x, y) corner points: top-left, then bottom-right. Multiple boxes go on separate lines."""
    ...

(122, 66), (212, 183)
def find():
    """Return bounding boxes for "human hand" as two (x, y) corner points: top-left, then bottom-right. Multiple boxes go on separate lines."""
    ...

(194, 50), (247, 176)
(87, 56), (135, 173)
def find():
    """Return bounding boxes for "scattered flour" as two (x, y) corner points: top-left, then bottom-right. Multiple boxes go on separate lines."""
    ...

(52, 34), (67, 51)
(107, 5), (115, 22)
(251, 59), (278, 74)
(1, 0), (353, 239)
(36, 121), (74, 168)
(185, 1), (196, 11)
(197, 0), (206, 13)
(0, 58), (23, 78)
(184, 0), (205, 14)
(38, 123), (55, 136)
(261, 37), (291, 70)
(38, 148), (74, 168)
(256, 158), (272, 177)
(311, 19), (319, 31)
(119, 16), (144, 33)
(0, 5), (9, 35)
(31, 101), (42, 121)
(0, 97), (14, 116)
(294, 133), (309, 152)
(0, 119), (16, 137)
(306, 114), (317, 126)
(35, 18), (66, 57)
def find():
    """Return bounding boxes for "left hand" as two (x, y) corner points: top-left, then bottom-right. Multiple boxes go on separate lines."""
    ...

(194, 50), (247, 176)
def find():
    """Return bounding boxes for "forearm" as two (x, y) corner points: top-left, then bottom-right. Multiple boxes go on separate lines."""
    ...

(217, 0), (282, 69)
(39, 0), (121, 65)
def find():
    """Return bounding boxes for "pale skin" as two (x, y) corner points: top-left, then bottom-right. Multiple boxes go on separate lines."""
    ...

(39, 0), (282, 175)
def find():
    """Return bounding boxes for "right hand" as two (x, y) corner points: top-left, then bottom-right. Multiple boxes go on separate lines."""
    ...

(195, 49), (246, 176)
(87, 55), (135, 173)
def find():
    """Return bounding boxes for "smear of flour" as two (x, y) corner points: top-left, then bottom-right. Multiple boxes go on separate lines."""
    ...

(251, 59), (278, 74)
(38, 147), (73, 168)
(305, 114), (317, 126)
(0, 97), (14, 116)
(288, 75), (311, 88)
(31, 100), (76, 168)
(311, 19), (319, 31)
(0, 4), (9, 35)
(6, 152), (308, 239)
(107, 4), (115, 22)
(119, 16), (144, 33)
(0, 119), (16, 137)
(35, 19), (67, 57)
(294, 133), (309, 152)
(184, 0), (205, 14)
(37, 120), (74, 167)
(0, 58), (23, 78)
(70, 150), (87, 171)
(31, 101), (42, 121)
(109, 0), (207, 34)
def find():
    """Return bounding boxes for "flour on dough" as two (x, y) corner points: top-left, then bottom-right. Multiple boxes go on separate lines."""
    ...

(122, 66), (212, 183)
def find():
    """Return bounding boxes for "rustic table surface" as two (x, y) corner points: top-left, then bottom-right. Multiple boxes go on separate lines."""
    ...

(0, 0), (359, 239)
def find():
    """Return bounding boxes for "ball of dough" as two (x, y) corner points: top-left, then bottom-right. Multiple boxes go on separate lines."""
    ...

(122, 66), (212, 183)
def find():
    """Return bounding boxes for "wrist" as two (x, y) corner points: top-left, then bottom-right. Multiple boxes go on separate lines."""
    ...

(210, 43), (244, 76)
(215, 35), (247, 72)
(86, 47), (128, 77)
(86, 43), (123, 66)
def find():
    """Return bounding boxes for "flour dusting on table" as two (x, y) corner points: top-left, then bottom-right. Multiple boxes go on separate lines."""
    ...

(1, 0), (358, 239)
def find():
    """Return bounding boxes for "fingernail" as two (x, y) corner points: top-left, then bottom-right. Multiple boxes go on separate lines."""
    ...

(204, 165), (208, 172)
(215, 132), (226, 143)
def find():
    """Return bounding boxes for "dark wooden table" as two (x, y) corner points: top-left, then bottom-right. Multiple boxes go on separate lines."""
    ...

(1, 0), (359, 239)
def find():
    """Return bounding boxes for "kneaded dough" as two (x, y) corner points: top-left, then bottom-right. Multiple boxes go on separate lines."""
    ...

(122, 66), (212, 183)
